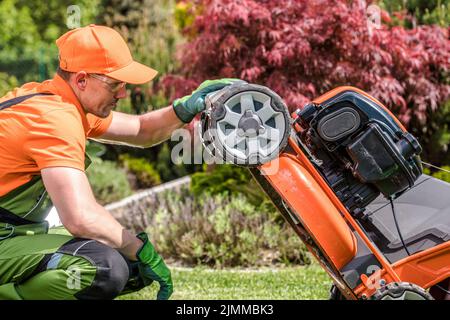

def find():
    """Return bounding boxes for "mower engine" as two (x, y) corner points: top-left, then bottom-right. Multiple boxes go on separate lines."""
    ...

(294, 89), (423, 213)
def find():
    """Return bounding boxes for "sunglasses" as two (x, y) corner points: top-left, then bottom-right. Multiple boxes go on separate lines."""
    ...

(89, 73), (126, 93)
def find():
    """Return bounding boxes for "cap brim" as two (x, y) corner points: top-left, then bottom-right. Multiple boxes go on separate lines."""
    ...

(105, 61), (158, 84)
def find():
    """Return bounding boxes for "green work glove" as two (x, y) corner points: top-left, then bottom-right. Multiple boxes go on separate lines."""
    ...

(136, 232), (173, 300)
(172, 78), (243, 123)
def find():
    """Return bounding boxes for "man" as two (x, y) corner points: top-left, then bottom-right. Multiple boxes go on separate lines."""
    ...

(0, 24), (236, 300)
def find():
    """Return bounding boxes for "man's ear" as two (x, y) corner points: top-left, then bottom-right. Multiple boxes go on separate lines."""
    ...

(74, 71), (88, 91)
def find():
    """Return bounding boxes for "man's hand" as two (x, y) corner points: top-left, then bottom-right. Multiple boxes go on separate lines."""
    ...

(172, 78), (242, 123)
(136, 232), (173, 300)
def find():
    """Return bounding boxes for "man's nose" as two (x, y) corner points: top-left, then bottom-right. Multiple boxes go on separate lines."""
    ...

(115, 86), (127, 99)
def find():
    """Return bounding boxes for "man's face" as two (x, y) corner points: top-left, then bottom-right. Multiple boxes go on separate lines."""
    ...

(73, 72), (127, 118)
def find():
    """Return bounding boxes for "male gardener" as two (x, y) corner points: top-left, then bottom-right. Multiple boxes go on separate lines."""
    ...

(0, 24), (236, 300)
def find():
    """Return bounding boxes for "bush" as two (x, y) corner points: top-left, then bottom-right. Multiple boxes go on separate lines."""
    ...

(86, 158), (133, 205)
(190, 164), (271, 207)
(424, 166), (450, 183)
(0, 0), (101, 83)
(414, 100), (450, 166)
(155, 142), (189, 181)
(0, 72), (18, 96)
(380, 0), (450, 28)
(123, 187), (310, 268)
(119, 154), (161, 189)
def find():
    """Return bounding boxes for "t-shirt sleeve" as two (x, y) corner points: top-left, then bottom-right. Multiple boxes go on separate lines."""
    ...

(86, 112), (113, 138)
(23, 109), (86, 171)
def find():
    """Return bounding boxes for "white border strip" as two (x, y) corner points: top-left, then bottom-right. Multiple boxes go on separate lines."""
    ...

(105, 175), (191, 211)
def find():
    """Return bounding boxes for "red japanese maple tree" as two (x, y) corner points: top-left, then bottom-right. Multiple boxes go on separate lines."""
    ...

(162, 0), (449, 161)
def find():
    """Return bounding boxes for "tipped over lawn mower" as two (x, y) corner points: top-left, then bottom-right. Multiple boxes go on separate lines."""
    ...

(198, 82), (450, 300)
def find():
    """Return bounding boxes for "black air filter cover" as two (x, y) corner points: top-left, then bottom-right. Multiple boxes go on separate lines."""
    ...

(317, 107), (361, 142)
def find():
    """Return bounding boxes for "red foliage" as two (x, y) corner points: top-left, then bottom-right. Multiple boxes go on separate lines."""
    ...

(157, 74), (198, 103)
(164, 0), (449, 128)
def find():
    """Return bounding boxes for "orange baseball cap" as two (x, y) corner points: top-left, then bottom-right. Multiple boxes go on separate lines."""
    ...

(56, 24), (157, 84)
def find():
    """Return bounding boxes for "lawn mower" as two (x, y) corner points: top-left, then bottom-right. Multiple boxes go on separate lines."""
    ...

(198, 82), (450, 300)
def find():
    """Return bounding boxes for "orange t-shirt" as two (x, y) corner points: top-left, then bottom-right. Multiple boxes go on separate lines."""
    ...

(0, 74), (113, 196)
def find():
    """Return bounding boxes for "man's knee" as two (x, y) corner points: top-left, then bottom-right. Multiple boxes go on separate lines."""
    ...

(57, 238), (130, 300)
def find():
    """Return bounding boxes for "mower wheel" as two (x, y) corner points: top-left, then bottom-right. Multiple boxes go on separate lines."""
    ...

(200, 83), (291, 166)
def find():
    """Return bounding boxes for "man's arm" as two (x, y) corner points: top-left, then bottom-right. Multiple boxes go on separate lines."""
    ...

(95, 78), (241, 148)
(95, 106), (184, 148)
(41, 166), (143, 261)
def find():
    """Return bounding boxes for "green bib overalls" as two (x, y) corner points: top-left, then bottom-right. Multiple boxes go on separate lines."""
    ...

(0, 94), (143, 299)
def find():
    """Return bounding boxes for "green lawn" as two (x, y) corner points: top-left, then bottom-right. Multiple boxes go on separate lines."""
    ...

(118, 263), (332, 300)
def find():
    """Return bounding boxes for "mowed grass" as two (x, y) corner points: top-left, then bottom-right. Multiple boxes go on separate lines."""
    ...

(118, 263), (331, 300)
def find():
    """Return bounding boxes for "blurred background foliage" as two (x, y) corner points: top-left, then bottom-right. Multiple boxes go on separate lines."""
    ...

(0, 0), (448, 265)
(379, 0), (449, 27)
(0, 0), (100, 83)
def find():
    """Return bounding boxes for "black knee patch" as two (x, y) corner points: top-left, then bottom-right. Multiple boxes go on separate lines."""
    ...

(57, 238), (130, 300)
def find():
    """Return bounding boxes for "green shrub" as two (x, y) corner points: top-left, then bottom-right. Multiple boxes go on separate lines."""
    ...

(86, 140), (106, 158)
(416, 100), (450, 167)
(86, 158), (133, 205)
(155, 142), (188, 181)
(119, 154), (161, 189)
(190, 164), (272, 208)
(421, 1), (450, 27)
(0, 0), (101, 83)
(136, 188), (309, 268)
(0, 72), (18, 96)
(114, 96), (133, 114)
(380, 0), (450, 27)
(423, 166), (450, 183)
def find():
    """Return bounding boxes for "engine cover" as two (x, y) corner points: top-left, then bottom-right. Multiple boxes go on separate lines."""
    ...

(295, 88), (422, 202)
